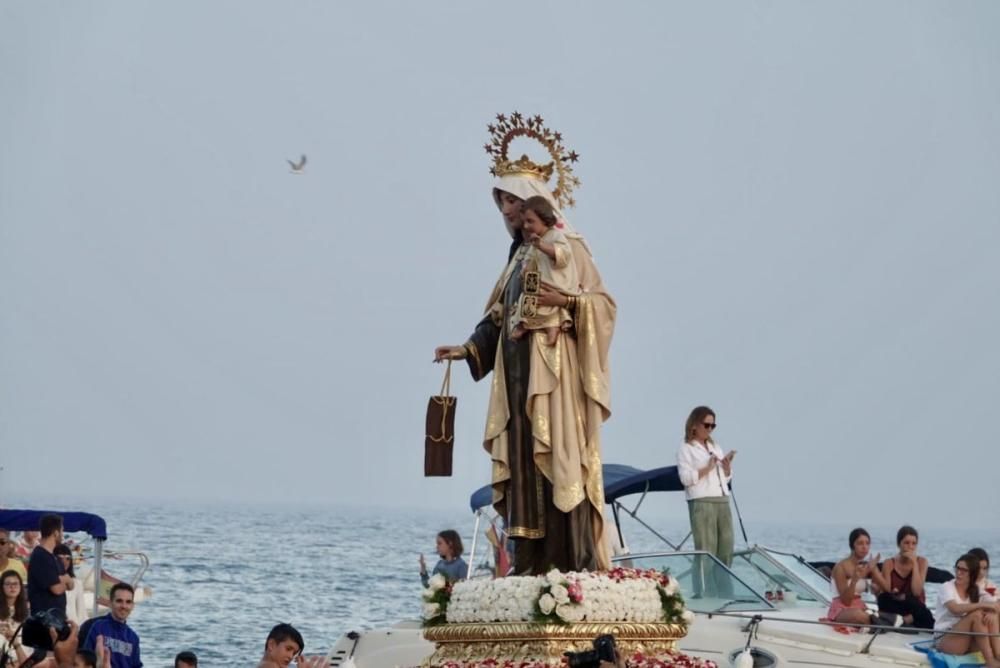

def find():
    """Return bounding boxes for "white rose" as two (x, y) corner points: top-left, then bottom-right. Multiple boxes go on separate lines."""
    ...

(551, 584), (570, 604)
(546, 569), (564, 586)
(428, 573), (447, 591)
(556, 602), (584, 622)
(538, 593), (556, 615)
(663, 579), (679, 596)
(423, 602), (441, 619)
(682, 609), (695, 625)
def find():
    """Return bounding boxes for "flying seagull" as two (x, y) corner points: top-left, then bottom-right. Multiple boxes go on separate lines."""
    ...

(288, 154), (307, 174)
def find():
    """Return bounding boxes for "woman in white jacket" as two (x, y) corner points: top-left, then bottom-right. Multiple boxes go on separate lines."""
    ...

(55, 543), (87, 625)
(676, 406), (736, 597)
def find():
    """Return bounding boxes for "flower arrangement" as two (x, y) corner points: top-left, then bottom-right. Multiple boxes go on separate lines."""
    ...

(422, 573), (453, 627)
(424, 568), (693, 627)
(535, 569), (586, 624)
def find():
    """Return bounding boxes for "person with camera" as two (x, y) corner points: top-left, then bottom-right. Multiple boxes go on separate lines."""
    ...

(564, 634), (625, 668)
(27, 516), (72, 621)
(80, 583), (141, 668)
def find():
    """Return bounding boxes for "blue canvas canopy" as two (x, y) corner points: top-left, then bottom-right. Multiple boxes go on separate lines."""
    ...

(468, 463), (683, 513)
(0, 509), (108, 541)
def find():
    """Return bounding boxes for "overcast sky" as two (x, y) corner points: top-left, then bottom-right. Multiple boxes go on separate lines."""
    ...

(1, 2), (998, 531)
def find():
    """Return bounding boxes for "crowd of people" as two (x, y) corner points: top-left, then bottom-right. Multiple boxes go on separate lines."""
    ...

(0, 515), (154, 668)
(827, 528), (1000, 665)
(0, 512), (346, 668)
(1, 514), (333, 668)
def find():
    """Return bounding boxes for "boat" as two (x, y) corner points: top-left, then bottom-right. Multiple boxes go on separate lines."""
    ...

(324, 465), (949, 667)
(0, 508), (153, 619)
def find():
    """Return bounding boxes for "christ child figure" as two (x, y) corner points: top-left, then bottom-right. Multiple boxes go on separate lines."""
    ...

(510, 195), (581, 345)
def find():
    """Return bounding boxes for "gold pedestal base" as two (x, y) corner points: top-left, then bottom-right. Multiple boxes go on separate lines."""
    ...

(422, 622), (687, 667)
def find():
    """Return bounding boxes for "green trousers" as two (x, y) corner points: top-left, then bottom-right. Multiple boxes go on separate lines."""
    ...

(687, 497), (734, 597)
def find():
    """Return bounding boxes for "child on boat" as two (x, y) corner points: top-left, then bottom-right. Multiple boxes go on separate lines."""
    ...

(419, 529), (468, 586)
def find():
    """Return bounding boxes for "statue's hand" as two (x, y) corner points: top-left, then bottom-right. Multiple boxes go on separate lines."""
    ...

(536, 282), (568, 308)
(434, 345), (467, 362)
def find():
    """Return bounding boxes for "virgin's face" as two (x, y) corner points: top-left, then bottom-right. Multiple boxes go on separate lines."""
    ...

(498, 191), (523, 225)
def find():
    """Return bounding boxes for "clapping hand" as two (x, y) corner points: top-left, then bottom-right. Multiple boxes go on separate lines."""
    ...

(418, 553), (427, 573)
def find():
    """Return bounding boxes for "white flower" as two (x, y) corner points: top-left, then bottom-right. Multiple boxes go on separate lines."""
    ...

(546, 569), (564, 586)
(556, 602), (584, 622)
(538, 593), (556, 615)
(682, 610), (695, 625)
(428, 573), (447, 591)
(663, 579), (679, 596)
(423, 602), (441, 619)
(551, 584), (570, 604)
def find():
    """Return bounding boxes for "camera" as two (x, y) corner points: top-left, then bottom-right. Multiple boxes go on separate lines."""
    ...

(21, 609), (71, 651)
(564, 634), (616, 668)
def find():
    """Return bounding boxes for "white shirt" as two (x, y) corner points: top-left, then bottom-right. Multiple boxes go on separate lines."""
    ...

(676, 440), (731, 500)
(934, 581), (969, 632)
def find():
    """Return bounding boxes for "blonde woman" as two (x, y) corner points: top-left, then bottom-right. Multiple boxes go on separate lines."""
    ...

(677, 406), (734, 596)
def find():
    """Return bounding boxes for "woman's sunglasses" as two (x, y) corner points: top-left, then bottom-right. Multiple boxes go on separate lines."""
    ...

(702, 422), (717, 430)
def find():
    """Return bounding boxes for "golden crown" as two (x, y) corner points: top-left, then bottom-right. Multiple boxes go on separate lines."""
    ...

(484, 112), (581, 208)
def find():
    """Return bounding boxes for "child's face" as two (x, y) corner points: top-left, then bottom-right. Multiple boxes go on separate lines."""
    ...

(436, 536), (449, 558)
(521, 210), (548, 238)
(266, 639), (302, 667)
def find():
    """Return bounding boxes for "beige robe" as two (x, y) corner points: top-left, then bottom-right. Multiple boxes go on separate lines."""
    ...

(474, 180), (615, 572)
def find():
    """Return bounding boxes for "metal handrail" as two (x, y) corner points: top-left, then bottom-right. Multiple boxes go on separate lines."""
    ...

(707, 608), (1000, 639)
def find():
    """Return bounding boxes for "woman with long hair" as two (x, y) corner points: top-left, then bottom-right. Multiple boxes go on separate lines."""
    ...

(827, 528), (890, 626)
(676, 406), (735, 597)
(0, 569), (29, 666)
(54, 543), (87, 625)
(418, 530), (468, 587)
(934, 553), (1000, 666)
(875, 525), (935, 629)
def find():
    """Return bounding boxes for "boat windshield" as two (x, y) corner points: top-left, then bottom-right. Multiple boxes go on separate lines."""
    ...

(729, 547), (832, 606)
(613, 551), (773, 614)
